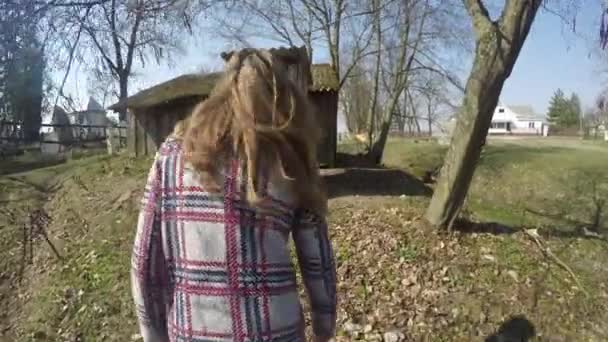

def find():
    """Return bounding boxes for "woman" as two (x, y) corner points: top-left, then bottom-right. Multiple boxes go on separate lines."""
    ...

(131, 48), (336, 342)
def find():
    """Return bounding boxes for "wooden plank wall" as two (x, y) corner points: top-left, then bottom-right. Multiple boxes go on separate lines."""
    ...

(136, 112), (148, 156)
(127, 97), (205, 157)
(128, 111), (137, 155)
(146, 112), (158, 154)
(286, 56), (311, 92)
(310, 90), (338, 167)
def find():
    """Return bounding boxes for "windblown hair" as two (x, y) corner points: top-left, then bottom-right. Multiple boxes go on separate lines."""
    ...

(183, 48), (326, 215)
(169, 117), (189, 140)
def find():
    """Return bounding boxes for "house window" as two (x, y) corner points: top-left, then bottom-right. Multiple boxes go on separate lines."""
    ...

(491, 122), (506, 129)
(528, 122), (535, 128)
(498, 108), (505, 113)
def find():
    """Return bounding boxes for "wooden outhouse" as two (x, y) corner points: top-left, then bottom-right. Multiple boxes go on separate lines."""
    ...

(109, 59), (338, 166)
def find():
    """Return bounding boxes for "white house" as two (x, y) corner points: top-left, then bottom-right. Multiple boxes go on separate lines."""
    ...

(490, 104), (547, 136)
(67, 97), (114, 140)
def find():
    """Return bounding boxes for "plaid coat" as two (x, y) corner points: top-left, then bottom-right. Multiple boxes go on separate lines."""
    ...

(131, 139), (337, 342)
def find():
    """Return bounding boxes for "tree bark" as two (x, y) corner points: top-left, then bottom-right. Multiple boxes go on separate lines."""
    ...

(368, 93), (400, 163)
(427, 99), (432, 136)
(369, 121), (391, 164)
(118, 73), (128, 122)
(25, 48), (44, 142)
(367, 0), (382, 150)
(425, 0), (542, 229)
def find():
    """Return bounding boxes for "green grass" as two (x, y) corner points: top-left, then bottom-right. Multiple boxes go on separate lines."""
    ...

(371, 137), (608, 233)
(24, 210), (139, 341)
(1, 137), (607, 340)
(0, 154), (150, 340)
(19, 156), (152, 341)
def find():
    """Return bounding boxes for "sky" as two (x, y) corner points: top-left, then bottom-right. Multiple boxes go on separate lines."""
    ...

(52, 2), (607, 125)
(497, 2), (605, 115)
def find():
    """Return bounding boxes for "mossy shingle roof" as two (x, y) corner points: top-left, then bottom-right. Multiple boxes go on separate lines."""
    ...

(108, 72), (222, 111)
(310, 63), (339, 92)
(109, 64), (338, 111)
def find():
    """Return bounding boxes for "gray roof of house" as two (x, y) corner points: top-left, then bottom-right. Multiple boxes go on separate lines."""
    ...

(87, 97), (104, 111)
(507, 105), (546, 121)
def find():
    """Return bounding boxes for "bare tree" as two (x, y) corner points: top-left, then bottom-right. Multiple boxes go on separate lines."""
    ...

(214, 1), (317, 64)
(425, 0), (542, 229)
(340, 63), (373, 133)
(365, 0), (437, 163)
(67, 0), (208, 120)
(412, 73), (451, 136)
(216, 0), (377, 89)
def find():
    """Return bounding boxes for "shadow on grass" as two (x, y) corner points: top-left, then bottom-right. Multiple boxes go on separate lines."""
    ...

(0, 194), (45, 205)
(0, 157), (66, 176)
(322, 152), (433, 198)
(322, 167), (432, 198)
(452, 216), (607, 242)
(479, 145), (569, 170)
(334, 152), (378, 168)
(525, 208), (607, 240)
(485, 315), (536, 342)
(0, 167), (68, 206)
(452, 218), (521, 235)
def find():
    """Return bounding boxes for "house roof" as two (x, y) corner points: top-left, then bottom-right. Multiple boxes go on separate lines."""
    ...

(108, 64), (338, 112)
(108, 73), (222, 111)
(87, 97), (104, 111)
(506, 105), (546, 121)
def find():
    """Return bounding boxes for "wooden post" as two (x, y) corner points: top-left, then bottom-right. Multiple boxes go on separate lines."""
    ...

(106, 127), (115, 155)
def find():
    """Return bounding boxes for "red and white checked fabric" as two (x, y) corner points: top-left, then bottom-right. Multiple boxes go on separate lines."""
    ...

(131, 139), (337, 342)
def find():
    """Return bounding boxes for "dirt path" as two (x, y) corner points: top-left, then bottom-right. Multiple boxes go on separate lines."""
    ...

(0, 165), (70, 339)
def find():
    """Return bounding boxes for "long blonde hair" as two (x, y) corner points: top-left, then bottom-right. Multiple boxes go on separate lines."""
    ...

(170, 117), (190, 140)
(183, 48), (326, 215)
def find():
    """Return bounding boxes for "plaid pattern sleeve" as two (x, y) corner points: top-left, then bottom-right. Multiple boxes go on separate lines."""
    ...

(292, 209), (337, 338)
(131, 153), (170, 342)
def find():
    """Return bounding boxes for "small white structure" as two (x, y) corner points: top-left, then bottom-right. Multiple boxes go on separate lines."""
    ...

(67, 97), (113, 140)
(490, 104), (546, 135)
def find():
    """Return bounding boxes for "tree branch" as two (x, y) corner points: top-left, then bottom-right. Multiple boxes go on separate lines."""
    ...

(53, 6), (91, 109)
(125, 5), (144, 74)
(498, 0), (542, 44)
(463, 0), (492, 36)
(106, 0), (124, 71)
(78, 13), (118, 73)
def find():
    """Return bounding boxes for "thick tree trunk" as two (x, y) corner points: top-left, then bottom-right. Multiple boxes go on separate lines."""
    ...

(367, 0), (382, 150)
(367, 93), (400, 164)
(425, 1), (541, 229)
(118, 75), (128, 122)
(369, 120), (391, 164)
(19, 47), (44, 142)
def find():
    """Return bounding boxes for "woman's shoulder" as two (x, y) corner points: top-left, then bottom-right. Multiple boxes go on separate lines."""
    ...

(157, 137), (183, 157)
(149, 138), (185, 176)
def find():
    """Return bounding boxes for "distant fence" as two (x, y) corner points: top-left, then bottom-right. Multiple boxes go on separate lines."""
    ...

(0, 120), (127, 158)
(0, 121), (127, 143)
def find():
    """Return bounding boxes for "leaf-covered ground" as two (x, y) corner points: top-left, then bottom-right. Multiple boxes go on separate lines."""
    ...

(1, 137), (607, 341)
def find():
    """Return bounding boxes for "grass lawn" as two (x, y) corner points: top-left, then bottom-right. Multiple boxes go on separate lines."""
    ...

(1, 137), (607, 341)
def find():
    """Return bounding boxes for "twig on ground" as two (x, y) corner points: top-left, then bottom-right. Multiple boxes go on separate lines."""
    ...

(19, 208), (63, 281)
(523, 228), (589, 298)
